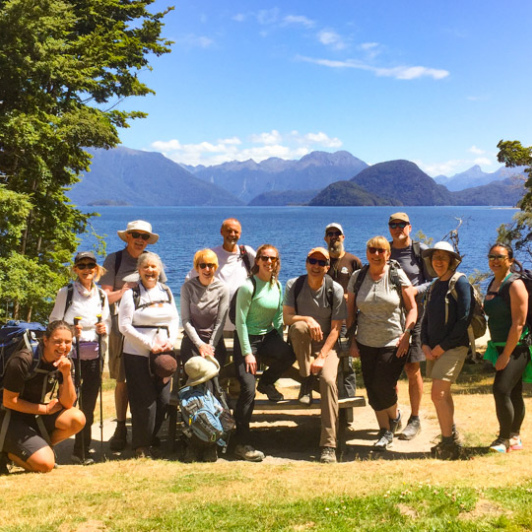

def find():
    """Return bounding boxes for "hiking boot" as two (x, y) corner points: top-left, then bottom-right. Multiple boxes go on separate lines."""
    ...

(234, 444), (265, 462)
(399, 416), (421, 440)
(0, 452), (10, 476)
(509, 435), (523, 451)
(109, 423), (128, 451)
(373, 429), (394, 452)
(298, 376), (314, 406)
(257, 381), (284, 402)
(320, 447), (337, 464)
(71, 454), (96, 466)
(389, 410), (402, 435)
(431, 440), (462, 460)
(182, 444), (200, 463)
(202, 445), (218, 463)
(489, 437), (509, 453)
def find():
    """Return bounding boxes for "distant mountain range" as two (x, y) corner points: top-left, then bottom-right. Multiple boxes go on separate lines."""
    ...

(67, 146), (526, 207)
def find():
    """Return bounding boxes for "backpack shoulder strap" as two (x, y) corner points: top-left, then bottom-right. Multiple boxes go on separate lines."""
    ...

(388, 260), (403, 294)
(352, 265), (369, 303)
(98, 287), (106, 310)
(114, 249), (124, 277)
(293, 275), (307, 315)
(131, 284), (141, 310)
(64, 283), (74, 316)
(411, 241), (423, 269)
(323, 275), (335, 309)
(239, 245), (252, 273)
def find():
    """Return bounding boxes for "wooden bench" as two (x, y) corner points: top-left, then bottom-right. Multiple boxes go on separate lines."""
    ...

(167, 334), (366, 461)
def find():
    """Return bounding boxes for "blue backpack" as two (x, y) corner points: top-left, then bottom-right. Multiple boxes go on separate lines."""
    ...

(178, 384), (234, 448)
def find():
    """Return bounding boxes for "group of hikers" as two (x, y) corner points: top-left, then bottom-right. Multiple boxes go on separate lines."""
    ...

(1, 212), (530, 473)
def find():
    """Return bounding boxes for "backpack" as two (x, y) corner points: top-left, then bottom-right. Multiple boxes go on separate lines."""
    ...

(495, 271), (532, 326)
(427, 272), (487, 354)
(389, 240), (424, 271)
(0, 321), (48, 393)
(239, 245), (252, 273)
(346, 260), (404, 339)
(228, 277), (281, 325)
(178, 383), (235, 447)
(131, 283), (172, 310)
(64, 283), (106, 315)
(293, 274), (335, 315)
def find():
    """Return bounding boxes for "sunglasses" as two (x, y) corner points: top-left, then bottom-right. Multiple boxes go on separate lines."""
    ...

(488, 254), (509, 261)
(388, 222), (408, 229)
(76, 263), (97, 270)
(259, 255), (278, 262)
(129, 231), (150, 241)
(307, 257), (329, 267)
(326, 231), (342, 237)
(199, 263), (216, 269)
(368, 247), (387, 255)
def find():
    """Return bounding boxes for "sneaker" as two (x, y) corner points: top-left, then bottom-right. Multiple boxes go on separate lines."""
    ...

(109, 423), (128, 451)
(509, 435), (523, 451)
(202, 445), (218, 463)
(320, 447), (337, 464)
(234, 444), (265, 462)
(71, 454), (96, 466)
(373, 429), (393, 452)
(399, 416), (421, 441)
(298, 376), (314, 406)
(489, 437), (509, 453)
(257, 382), (284, 402)
(389, 410), (402, 435)
(431, 440), (462, 460)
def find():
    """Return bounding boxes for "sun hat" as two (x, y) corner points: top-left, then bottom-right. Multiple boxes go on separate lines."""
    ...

(74, 251), (97, 264)
(422, 241), (462, 277)
(325, 223), (344, 235)
(117, 220), (159, 245)
(307, 247), (330, 260)
(184, 355), (220, 387)
(389, 212), (410, 224)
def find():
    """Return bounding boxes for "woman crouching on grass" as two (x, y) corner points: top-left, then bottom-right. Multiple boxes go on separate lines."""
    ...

(421, 242), (471, 460)
(484, 243), (530, 453)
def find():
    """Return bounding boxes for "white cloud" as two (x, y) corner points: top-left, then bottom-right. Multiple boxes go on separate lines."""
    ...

(232, 13), (246, 22)
(150, 130), (343, 166)
(175, 34), (214, 49)
(474, 157), (493, 167)
(416, 155), (496, 177)
(282, 15), (315, 28)
(358, 42), (382, 60)
(298, 56), (450, 80)
(469, 145), (485, 155)
(318, 29), (347, 50)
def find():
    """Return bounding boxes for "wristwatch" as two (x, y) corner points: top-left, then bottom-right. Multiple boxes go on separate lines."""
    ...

(405, 328), (412, 334)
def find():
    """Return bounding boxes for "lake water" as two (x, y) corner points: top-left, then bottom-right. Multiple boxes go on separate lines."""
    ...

(79, 206), (520, 298)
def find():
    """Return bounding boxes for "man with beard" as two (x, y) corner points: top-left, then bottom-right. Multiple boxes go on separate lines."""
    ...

(324, 223), (361, 402)
(186, 218), (256, 333)
(388, 212), (433, 441)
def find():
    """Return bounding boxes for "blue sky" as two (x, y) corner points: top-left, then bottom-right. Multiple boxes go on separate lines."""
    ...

(117, 0), (532, 177)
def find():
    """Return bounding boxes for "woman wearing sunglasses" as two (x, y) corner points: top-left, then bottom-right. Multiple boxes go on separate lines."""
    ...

(49, 251), (111, 464)
(420, 241), (471, 460)
(483, 243), (529, 453)
(179, 249), (230, 463)
(347, 236), (417, 452)
(233, 244), (295, 462)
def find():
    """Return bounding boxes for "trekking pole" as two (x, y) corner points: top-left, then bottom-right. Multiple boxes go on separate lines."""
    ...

(96, 314), (104, 456)
(73, 316), (85, 463)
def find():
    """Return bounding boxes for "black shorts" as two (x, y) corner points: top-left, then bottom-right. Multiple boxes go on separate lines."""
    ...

(2, 409), (64, 462)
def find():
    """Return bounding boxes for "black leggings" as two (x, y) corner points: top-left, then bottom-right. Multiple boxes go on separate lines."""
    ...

(493, 345), (530, 439)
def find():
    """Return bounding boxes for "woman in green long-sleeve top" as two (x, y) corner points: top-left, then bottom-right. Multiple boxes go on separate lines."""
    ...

(233, 244), (295, 462)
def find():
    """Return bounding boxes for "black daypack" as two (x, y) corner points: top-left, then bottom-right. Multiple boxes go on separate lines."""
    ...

(228, 276), (257, 325)
(0, 321), (47, 393)
(64, 283), (106, 315)
(495, 270), (532, 332)
(131, 283), (172, 310)
(239, 245), (252, 273)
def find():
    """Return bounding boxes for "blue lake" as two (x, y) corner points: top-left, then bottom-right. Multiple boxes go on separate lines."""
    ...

(79, 206), (520, 298)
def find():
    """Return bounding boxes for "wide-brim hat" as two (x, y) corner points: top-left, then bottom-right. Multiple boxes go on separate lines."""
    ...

(185, 355), (220, 386)
(117, 220), (159, 245)
(389, 212), (410, 224)
(422, 241), (462, 277)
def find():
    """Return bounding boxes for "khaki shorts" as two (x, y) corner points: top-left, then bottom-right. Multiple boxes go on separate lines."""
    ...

(426, 345), (468, 383)
(109, 314), (126, 382)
